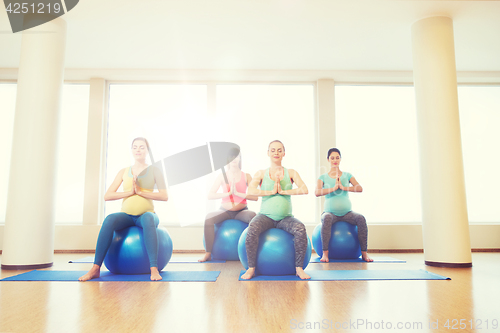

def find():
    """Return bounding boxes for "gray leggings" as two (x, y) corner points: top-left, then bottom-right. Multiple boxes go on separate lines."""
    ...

(204, 207), (256, 252)
(245, 214), (308, 268)
(320, 211), (368, 251)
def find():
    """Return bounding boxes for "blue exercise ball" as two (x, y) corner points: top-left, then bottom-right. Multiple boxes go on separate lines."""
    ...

(312, 222), (361, 259)
(206, 219), (248, 260)
(104, 226), (173, 274)
(238, 228), (312, 276)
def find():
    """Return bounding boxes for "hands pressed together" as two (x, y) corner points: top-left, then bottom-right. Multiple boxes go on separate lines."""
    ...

(224, 174), (242, 198)
(331, 173), (345, 192)
(132, 176), (142, 196)
(272, 168), (286, 195)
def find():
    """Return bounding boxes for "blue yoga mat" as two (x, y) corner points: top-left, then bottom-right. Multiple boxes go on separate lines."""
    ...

(69, 256), (227, 264)
(238, 269), (450, 281)
(1, 270), (221, 282)
(309, 256), (406, 263)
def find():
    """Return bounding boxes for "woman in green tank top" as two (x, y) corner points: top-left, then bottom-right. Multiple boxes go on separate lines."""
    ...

(241, 140), (311, 280)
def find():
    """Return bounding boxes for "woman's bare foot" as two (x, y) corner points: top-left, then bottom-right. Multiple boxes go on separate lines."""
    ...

(198, 252), (212, 262)
(150, 267), (162, 281)
(362, 251), (373, 262)
(78, 264), (101, 282)
(241, 267), (256, 280)
(295, 267), (311, 280)
(320, 250), (330, 262)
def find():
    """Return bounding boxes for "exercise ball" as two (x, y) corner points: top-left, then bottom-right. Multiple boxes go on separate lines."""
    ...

(238, 228), (312, 275)
(312, 222), (361, 259)
(104, 226), (173, 274)
(206, 219), (249, 260)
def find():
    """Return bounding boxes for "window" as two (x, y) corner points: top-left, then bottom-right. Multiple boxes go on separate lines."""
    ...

(106, 84), (316, 225)
(458, 86), (500, 223)
(215, 84), (316, 223)
(335, 85), (421, 223)
(106, 84), (208, 226)
(0, 83), (17, 224)
(0, 83), (89, 224)
(55, 84), (90, 224)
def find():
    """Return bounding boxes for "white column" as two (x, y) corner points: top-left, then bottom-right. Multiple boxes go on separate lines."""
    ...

(316, 79), (336, 222)
(2, 18), (67, 269)
(82, 78), (106, 225)
(412, 16), (472, 267)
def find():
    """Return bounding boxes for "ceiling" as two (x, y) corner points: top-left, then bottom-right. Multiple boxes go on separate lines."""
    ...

(1, 0), (499, 72)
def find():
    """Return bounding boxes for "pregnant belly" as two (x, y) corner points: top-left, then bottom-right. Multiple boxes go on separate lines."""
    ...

(326, 197), (352, 216)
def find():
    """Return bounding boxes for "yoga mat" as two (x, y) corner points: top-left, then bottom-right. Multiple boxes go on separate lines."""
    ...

(69, 256), (227, 264)
(309, 256), (406, 263)
(1, 270), (221, 282)
(238, 269), (450, 281)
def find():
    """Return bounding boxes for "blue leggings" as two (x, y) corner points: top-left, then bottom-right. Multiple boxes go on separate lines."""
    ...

(94, 212), (160, 268)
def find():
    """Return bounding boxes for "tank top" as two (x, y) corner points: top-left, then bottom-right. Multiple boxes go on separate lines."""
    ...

(121, 166), (155, 215)
(221, 171), (248, 205)
(259, 167), (293, 221)
(319, 172), (353, 216)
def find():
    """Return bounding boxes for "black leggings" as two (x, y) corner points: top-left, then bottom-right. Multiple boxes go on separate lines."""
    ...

(320, 211), (368, 251)
(204, 207), (256, 252)
(245, 214), (308, 268)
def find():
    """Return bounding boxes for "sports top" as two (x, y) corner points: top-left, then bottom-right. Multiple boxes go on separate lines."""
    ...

(319, 172), (353, 216)
(221, 171), (248, 205)
(259, 167), (293, 221)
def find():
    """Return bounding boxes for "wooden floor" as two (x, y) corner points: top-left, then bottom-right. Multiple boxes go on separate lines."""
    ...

(0, 252), (499, 333)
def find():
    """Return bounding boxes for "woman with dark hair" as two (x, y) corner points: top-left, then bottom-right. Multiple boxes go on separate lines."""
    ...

(315, 148), (373, 262)
(79, 137), (168, 281)
(198, 148), (257, 262)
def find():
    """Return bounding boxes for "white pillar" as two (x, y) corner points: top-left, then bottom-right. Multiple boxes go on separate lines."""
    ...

(411, 16), (472, 267)
(2, 18), (67, 269)
(316, 79), (336, 221)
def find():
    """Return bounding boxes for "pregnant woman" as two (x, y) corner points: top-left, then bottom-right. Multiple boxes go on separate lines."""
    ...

(315, 148), (372, 262)
(79, 137), (168, 281)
